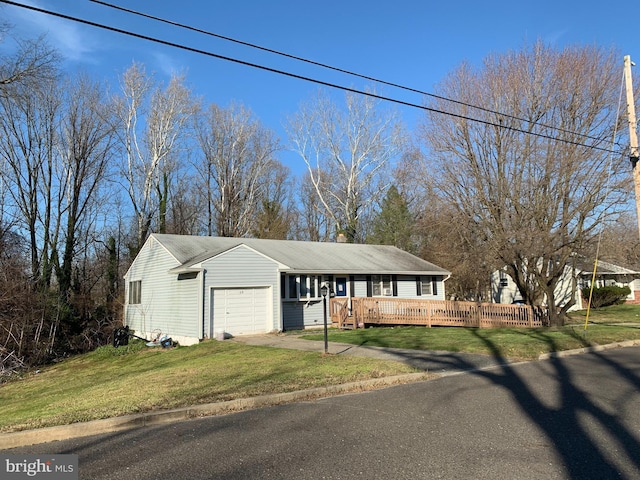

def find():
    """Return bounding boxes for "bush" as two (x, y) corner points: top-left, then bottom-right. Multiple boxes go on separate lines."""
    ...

(582, 285), (631, 309)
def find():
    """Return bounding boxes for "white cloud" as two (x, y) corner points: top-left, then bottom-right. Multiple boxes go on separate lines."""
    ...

(3, 0), (100, 62)
(544, 28), (570, 45)
(152, 51), (188, 79)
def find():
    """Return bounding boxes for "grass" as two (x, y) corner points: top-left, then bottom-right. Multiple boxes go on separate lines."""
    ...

(567, 302), (640, 324)
(0, 340), (416, 433)
(301, 303), (640, 361)
(2, 303), (638, 434)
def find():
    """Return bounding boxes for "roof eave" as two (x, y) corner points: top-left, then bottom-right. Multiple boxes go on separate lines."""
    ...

(281, 269), (451, 276)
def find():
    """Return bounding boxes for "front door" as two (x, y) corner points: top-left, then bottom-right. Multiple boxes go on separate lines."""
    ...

(335, 277), (348, 297)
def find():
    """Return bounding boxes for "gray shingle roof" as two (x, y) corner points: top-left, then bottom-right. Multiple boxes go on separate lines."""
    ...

(575, 258), (640, 276)
(151, 234), (450, 275)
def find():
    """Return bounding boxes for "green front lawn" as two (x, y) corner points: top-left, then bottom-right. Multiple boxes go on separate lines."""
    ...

(302, 306), (640, 361)
(567, 303), (640, 324)
(0, 340), (417, 433)
(2, 304), (638, 434)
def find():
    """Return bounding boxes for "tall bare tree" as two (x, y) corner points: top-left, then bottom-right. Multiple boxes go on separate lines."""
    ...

(0, 69), (60, 289)
(116, 63), (197, 254)
(420, 42), (630, 325)
(194, 102), (280, 237)
(288, 90), (406, 243)
(296, 172), (333, 242)
(55, 74), (116, 305)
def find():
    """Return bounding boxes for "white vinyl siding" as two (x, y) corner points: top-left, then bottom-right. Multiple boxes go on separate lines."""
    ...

(282, 298), (326, 330)
(396, 275), (446, 300)
(124, 237), (200, 341)
(353, 275), (368, 297)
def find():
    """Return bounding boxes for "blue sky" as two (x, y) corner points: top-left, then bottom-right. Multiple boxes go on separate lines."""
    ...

(1, 0), (636, 176)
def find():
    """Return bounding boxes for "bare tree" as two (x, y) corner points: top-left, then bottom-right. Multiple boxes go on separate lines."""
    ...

(252, 162), (295, 239)
(194, 102), (280, 237)
(294, 172), (331, 241)
(588, 213), (640, 270)
(0, 35), (58, 87)
(165, 173), (202, 235)
(0, 70), (60, 289)
(0, 32), (59, 292)
(116, 63), (197, 254)
(287, 90), (406, 243)
(420, 42), (630, 325)
(54, 74), (116, 304)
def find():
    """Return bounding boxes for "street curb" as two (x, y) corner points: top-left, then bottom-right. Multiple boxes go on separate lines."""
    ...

(538, 339), (640, 360)
(0, 372), (434, 450)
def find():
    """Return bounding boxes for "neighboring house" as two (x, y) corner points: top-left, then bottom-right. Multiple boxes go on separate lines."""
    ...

(492, 258), (640, 311)
(124, 234), (451, 345)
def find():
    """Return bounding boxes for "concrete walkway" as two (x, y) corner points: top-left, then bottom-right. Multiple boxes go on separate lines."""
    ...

(230, 333), (514, 374)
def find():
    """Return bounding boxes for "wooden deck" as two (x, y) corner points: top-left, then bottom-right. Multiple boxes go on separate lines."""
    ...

(330, 297), (546, 329)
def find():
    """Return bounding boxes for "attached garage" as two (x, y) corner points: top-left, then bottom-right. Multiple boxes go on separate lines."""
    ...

(211, 287), (271, 336)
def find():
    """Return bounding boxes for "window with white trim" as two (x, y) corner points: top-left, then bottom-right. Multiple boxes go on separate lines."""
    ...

(420, 276), (432, 295)
(284, 274), (323, 300)
(372, 275), (392, 296)
(417, 276), (437, 296)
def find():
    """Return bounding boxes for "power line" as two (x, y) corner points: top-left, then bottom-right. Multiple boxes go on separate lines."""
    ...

(90, 0), (616, 147)
(0, 0), (622, 154)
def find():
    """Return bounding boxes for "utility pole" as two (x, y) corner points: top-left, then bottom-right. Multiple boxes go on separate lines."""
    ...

(624, 55), (640, 239)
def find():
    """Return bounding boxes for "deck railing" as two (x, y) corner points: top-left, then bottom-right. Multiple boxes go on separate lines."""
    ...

(330, 297), (546, 329)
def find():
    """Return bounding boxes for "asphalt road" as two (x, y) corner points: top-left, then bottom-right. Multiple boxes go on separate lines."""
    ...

(5, 347), (640, 479)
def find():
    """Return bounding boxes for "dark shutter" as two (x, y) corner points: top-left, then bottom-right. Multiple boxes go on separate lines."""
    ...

(366, 275), (372, 297)
(432, 276), (438, 296)
(349, 275), (355, 297)
(392, 275), (398, 297)
(280, 274), (286, 299)
(416, 276), (422, 296)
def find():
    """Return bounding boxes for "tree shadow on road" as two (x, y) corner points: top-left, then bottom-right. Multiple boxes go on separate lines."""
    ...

(433, 330), (640, 479)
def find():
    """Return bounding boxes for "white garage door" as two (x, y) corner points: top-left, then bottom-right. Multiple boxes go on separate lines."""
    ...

(212, 287), (270, 336)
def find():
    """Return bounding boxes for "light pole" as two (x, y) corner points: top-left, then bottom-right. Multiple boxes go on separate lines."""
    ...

(321, 283), (329, 354)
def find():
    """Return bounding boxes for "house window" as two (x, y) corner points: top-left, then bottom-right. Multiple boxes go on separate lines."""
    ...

(128, 280), (141, 304)
(417, 276), (437, 296)
(372, 275), (392, 296)
(420, 276), (432, 295)
(499, 270), (509, 287)
(288, 275), (297, 299)
(284, 274), (322, 300)
(309, 276), (316, 298)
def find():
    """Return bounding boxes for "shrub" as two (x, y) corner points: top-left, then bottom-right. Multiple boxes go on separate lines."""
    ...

(582, 285), (631, 309)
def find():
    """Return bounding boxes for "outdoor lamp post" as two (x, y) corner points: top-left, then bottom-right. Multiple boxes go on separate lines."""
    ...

(321, 283), (329, 354)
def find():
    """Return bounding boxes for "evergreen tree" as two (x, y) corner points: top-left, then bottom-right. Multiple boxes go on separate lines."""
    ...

(252, 199), (290, 239)
(367, 186), (414, 252)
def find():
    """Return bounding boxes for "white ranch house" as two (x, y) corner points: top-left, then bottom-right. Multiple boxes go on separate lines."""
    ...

(124, 234), (451, 345)
(492, 258), (640, 310)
